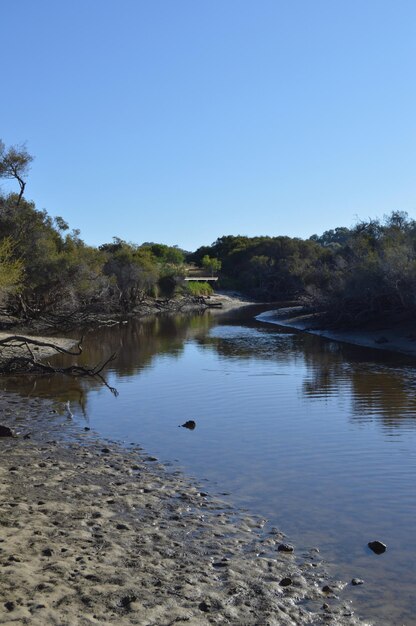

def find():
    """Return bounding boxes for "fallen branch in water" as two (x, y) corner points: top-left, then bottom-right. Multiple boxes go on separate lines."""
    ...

(0, 336), (118, 396)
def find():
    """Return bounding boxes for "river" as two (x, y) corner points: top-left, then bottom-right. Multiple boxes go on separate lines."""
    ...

(3, 305), (416, 625)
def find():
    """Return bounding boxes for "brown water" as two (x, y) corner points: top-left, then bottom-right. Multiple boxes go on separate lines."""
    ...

(3, 306), (416, 625)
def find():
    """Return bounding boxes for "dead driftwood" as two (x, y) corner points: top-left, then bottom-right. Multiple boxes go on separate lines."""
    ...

(0, 335), (118, 396)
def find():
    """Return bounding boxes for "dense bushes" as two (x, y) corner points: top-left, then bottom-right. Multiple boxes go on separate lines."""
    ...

(0, 193), (187, 317)
(1, 139), (415, 326)
(190, 212), (416, 324)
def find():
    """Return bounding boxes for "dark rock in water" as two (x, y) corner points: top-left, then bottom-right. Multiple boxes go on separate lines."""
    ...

(101, 448), (111, 454)
(279, 577), (292, 587)
(181, 420), (196, 430)
(0, 425), (14, 438)
(368, 540), (387, 554)
(322, 585), (335, 594)
(351, 578), (364, 585)
(277, 543), (294, 553)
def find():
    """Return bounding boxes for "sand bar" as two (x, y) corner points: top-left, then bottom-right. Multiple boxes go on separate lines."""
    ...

(257, 308), (416, 359)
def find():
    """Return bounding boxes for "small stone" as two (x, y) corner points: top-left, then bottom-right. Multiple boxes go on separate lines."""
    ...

(4, 601), (15, 611)
(322, 585), (334, 593)
(101, 448), (111, 454)
(368, 540), (387, 554)
(199, 600), (211, 612)
(120, 595), (136, 609)
(42, 548), (53, 557)
(116, 523), (129, 531)
(181, 420), (196, 430)
(279, 577), (292, 587)
(84, 427), (90, 431)
(277, 543), (294, 553)
(351, 578), (364, 586)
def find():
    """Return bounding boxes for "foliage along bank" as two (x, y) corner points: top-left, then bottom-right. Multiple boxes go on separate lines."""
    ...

(190, 211), (416, 325)
(1, 139), (416, 327)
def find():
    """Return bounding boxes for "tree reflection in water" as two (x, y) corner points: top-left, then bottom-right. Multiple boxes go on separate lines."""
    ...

(1, 308), (415, 430)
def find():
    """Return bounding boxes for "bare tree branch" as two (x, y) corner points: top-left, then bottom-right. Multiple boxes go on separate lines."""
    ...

(0, 336), (118, 395)
(0, 335), (84, 355)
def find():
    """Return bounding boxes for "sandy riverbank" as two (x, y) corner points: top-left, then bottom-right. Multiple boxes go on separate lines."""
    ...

(257, 308), (416, 359)
(0, 333), (78, 368)
(0, 393), (367, 626)
(205, 291), (258, 311)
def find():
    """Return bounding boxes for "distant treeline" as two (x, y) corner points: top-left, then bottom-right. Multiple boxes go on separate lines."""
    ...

(1, 139), (415, 325)
(0, 191), (191, 317)
(190, 212), (416, 324)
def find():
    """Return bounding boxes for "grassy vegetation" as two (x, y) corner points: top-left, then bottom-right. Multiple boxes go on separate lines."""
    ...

(184, 281), (214, 297)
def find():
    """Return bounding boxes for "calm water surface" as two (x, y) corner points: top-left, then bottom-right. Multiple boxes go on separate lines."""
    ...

(3, 306), (416, 624)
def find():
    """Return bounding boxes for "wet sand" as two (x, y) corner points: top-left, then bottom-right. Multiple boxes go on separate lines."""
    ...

(258, 308), (416, 359)
(0, 393), (367, 625)
(0, 333), (77, 367)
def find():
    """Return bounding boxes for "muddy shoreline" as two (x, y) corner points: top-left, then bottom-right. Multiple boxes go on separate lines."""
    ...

(257, 307), (416, 359)
(0, 392), (367, 625)
(0, 293), (256, 340)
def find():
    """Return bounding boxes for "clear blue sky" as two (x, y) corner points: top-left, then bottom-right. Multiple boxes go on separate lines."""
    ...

(1, 0), (415, 250)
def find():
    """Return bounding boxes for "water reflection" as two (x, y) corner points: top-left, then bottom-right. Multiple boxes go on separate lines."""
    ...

(2, 309), (416, 431)
(2, 307), (416, 623)
(0, 313), (213, 411)
(201, 319), (416, 429)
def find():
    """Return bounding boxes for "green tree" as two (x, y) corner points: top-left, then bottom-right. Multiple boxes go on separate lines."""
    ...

(202, 255), (221, 277)
(0, 140), (33, 206)
(0, 237), (24, 294)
